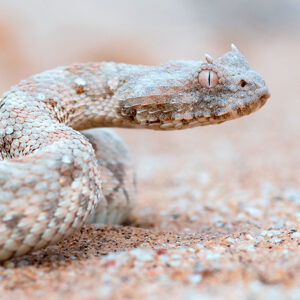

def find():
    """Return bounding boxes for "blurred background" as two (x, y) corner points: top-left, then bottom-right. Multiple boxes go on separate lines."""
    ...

(0, 0), (299, 227)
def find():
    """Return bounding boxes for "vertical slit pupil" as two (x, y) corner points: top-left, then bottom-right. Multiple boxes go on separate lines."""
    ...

(208, 71), (211, 87)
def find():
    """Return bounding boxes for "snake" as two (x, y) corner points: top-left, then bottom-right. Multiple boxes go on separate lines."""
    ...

(0, 45), (270, 261)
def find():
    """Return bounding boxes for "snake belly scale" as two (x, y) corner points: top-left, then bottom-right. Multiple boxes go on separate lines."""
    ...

(0, 45), (270, 261)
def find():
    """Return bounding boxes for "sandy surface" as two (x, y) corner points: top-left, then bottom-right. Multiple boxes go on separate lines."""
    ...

(0, 1), (300, 299)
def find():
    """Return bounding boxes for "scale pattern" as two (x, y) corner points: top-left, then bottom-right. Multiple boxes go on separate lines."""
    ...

(0, 47), (269, 261)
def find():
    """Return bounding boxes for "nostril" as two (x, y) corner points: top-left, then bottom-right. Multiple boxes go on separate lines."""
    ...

(240, 80), (247, 87)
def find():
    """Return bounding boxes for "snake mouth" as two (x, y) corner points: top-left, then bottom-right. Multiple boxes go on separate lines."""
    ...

(232, 88), (270, 119)
(255, 88), (270, 112)
(259, 91), (270, 104)
(258, 87), (270, 102)
(206, 87), (270, 125)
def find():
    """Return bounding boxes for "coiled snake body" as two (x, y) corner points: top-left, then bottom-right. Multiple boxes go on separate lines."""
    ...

(0, 46), (269, 261)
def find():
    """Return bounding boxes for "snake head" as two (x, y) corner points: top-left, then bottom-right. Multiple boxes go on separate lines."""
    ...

(116, 44), (270, 130)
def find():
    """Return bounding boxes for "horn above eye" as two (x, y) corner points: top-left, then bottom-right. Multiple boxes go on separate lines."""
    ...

(198, 70), (219, 88)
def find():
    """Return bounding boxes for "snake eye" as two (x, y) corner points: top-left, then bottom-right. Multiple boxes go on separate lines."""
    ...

(198, 70), (218, 88)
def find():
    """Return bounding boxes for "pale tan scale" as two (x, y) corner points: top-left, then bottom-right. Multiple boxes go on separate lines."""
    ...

(0, 48), (270, 261)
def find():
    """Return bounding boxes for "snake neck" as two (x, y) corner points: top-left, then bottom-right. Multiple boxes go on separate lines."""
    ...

(57, 62), (151, 130)
(0, 62), (150, 134)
